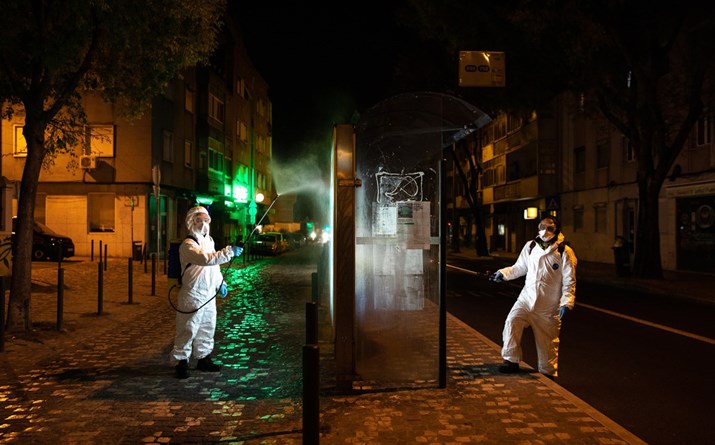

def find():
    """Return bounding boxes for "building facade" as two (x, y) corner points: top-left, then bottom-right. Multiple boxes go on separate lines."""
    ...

(0, 20), (274, 259)
(458, 92), (715, 272)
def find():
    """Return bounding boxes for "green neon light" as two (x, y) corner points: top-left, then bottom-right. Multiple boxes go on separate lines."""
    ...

(196, 196), (214, 205)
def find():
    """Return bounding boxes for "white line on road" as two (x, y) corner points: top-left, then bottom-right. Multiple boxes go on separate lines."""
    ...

(447, 264), (485, 276)
(448, 263), (715, 345)
(577, 303), (715, 345)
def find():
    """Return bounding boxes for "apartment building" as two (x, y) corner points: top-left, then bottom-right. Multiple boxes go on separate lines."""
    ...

(0, 19), (273, 259)
(460, 93), (714, 273)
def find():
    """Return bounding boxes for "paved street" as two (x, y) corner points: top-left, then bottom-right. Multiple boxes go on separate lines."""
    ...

(0, 247), (647, 444)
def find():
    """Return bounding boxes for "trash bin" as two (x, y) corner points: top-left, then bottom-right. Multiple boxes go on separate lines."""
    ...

(612, 236), (631, 277)
(132, 241), (143, 262)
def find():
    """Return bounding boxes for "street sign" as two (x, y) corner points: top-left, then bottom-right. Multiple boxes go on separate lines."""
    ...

(546, 195), (561, 210)
(459, 51), (505, 87)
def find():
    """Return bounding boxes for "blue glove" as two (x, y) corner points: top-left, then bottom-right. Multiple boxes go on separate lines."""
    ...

(219, 283), (228, 298)
(489, 271), (504, 282)
(232, 246), (243, 257)
(559, 306), (569, 320)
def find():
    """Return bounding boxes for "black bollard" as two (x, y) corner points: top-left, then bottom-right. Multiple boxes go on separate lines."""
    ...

(57, 267), (64, 330)
(97, 261), (104, 315)
(128, 257), (133, 304)
(302, 344), (320, 444)
(0, 279), (5, 352)
(91, 239), (94, 262)
(306, 302), (318, 345)
(151, 254), (156, 296)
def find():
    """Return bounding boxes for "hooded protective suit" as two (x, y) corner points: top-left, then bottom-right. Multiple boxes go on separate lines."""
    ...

(497, 231), (577, 376)
(170, 207), (234, 363)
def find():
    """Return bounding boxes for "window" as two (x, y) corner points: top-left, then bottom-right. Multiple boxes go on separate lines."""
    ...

(185, 87), (194, 113)
(594, 204), (607, 233)
(237, 120), (249, 142)
(88, 193), (115, 232)
(14, 126), (27, 157)
(696, 113), (711, 146)
(87, 125), (114, 157)
(573, 207), (584, 232)
(208, 137), (224, 172)
(184, 140), (193, 167)
(162, 130), (174, 162)
(596, 139), (610, 168)
(236, 78), (245, 98)
(208, 93), (224, 123)
(621, 136), (635, 162)
(574, 145), (586, 173)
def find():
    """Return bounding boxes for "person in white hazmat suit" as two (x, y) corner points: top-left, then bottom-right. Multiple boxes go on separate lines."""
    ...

(171, 206), (243, 379)
(489, 215), (577, 378)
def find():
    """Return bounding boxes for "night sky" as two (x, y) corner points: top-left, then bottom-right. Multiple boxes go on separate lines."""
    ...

(233, 1), (415, 162)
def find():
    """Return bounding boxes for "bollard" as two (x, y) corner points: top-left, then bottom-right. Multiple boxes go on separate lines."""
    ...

(91, 239), (94, 262)
(302, 344), (320, 444)
(97, 261), (104, 315)
(306, 302), (318, 345)
(151, 254), (156, 296)
(0, 279), (5, 352)
(99, 240), (103, 264)
(128, 257), (133, 304)
(104, 244), (108, 271)
(57, 267), (64, 330)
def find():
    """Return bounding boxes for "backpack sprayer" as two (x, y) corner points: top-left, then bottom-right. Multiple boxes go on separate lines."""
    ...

(168, 194), (281, 313)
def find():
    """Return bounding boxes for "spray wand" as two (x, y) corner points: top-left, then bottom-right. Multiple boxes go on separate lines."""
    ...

(243, 193), (281, 246)
(169, 194), (281, 314)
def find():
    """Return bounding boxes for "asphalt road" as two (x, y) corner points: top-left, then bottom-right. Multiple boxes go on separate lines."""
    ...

(446, 257), (715, 445)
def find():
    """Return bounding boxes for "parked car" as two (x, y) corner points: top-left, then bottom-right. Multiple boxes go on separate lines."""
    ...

(12, 217), (75, 261)
(286, 232), (307, 250)
(251, 233), (285, 256)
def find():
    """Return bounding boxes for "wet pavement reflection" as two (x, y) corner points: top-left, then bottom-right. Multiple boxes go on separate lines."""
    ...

(0, 250), (317, 443)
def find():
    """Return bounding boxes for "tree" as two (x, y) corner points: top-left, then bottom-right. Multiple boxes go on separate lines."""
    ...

(0, 0), (226, 332)
(404, 0), (715, 278)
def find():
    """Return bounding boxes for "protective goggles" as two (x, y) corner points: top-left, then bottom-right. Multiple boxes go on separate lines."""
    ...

(538, 221), (557, 233)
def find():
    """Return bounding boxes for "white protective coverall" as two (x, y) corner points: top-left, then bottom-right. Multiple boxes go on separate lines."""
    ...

(497, 232), (577, 376)
(170, 210), (234, 363)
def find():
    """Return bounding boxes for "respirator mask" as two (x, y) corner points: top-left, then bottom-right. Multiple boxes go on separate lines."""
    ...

(538, 220), (557, 242)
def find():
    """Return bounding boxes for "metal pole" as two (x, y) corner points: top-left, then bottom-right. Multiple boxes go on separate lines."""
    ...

(0, 279), (5, 352)
(91, 239), (94, 262)
(97, 261), (104, 315)
(128, 257), (133, 304)
(302, 344), (320, 444)
(439, 157), (447, 388)
(151, 254), (156, 296)
(306, 302), (318, 345)
(57, 266), (64, 330)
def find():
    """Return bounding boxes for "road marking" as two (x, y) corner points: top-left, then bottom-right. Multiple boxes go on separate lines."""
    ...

(447, 264), (485, 276)
(448, 263), (715, 345)
(578, 303), (715, 345)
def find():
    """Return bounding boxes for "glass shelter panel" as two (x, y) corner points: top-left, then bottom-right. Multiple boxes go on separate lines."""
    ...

(354, 92), (490, 386)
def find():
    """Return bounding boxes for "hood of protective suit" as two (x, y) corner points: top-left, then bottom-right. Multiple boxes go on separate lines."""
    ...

(185, 206), (212, 236)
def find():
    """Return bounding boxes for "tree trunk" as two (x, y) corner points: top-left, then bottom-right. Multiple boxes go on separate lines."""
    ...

(632, 174), (664, 279)
(6, 121), (45, 332)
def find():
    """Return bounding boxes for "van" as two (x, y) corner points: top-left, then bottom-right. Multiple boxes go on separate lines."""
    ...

(251, 232), (287, 256)
(12, 217), (75, 261)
